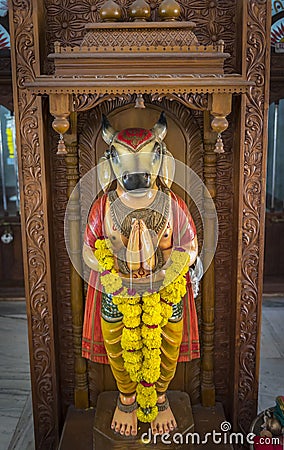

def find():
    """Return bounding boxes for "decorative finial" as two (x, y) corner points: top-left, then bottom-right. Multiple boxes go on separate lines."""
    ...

(99, 0), (122, 22)
(54, 41), (61, 53)
(129, 0), (151, 22)
(217, 40), (225, 52)
(158, 0), (181, 21)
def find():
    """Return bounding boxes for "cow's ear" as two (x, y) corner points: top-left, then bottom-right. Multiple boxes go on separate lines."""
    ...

(98, 156), (113, 192)
(159, 145), (175, 189)
(151, 111), (167, 141)
(102, 114), (116, 145)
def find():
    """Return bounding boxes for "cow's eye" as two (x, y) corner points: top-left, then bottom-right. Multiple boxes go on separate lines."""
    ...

(110, 145), (119, 163)
(153, 143), (161, 162)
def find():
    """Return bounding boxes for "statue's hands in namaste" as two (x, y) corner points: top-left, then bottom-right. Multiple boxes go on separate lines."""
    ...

(126, 219), (156, 273)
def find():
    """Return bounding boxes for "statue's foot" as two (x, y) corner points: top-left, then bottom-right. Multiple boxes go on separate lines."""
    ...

(151, 394), (177, 435)
(111, 393), (138, 437)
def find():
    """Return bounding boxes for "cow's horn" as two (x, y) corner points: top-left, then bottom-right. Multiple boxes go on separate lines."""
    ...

(102, 114), (116, 145)
(151, 111), (167, 141)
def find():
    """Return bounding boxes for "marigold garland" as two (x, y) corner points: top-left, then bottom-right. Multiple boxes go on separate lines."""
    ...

(94, 238), (190, 422)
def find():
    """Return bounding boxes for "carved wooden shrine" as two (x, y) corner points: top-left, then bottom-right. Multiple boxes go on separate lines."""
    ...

(9, 1), (271, 449)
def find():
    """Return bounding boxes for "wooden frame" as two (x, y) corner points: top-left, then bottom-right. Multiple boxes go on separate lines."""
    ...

(9, 0), (271, 448)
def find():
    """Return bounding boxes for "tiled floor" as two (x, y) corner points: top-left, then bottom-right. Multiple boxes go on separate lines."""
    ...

(0, 301), (34, 450)
(0, 298), (283, 449)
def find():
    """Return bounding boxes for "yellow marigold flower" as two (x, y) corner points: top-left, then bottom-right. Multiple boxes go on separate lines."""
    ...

(102, 257), (114, 271)
(121, 327), (142, 351)
(137, 405), (158, 423)
(124, 363), (142, 382)
(142, 367), (160, 383)
(141, 325), (162, 349)
(142, 292), (160, 307)
(142, 303), (162, 316)
(123, 315), (140, 328)
(142, 311), (162, 326)
(112, 288), (126, 305)
(160, 286), (179, 304)
(94, 239), (115, 271)
(142, 347), (161, 360)
(100, 273), (122, 294)
(143, 356), (161, 369)
(118, 303), (142, 317)
(171, 250), (190, 265)
(124, 293), (141, 305)
(136, 384), (156, 397)
(121, 340), (143, 351)
(95, 238), (112, 250)
(137, 390), (157, 408)
(122, 326), (141, 341)
(160, 303), (173, 318)
(94, 240), (103, 250)
(122, 350), (142, 364)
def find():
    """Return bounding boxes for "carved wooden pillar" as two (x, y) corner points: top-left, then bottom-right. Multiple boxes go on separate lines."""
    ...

(65, 113), (89, 409)
(233, 0), (271, 433)
(201, 110), (217, 407)
(9, 2), (60, 448)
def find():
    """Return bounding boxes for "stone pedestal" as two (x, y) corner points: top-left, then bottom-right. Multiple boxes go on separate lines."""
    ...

(59, 393), (233, 449)
(93, 391), (194, 450)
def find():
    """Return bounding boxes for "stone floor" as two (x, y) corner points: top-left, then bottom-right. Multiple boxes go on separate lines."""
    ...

(0, 297), (283, 450)
(0, 301), (34, 450)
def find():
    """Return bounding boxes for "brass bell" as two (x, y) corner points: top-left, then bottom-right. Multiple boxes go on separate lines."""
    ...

(135, 94), (146, 109)
(214, 134), (224, 154)
(57, 134), (67, 155)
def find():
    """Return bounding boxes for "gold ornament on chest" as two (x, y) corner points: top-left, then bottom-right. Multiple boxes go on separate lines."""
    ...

(105, 189), (171, 276)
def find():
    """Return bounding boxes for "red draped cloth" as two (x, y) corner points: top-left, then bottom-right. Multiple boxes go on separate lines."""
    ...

(82, 191), (200, 364)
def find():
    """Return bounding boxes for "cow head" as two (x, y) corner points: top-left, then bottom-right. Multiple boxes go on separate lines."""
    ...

(98, 112), (175, 194)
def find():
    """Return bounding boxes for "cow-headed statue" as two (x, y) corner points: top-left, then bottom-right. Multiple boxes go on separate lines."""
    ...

(82, 112), (200, 437)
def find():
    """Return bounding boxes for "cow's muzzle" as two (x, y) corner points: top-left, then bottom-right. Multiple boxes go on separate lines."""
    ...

(122, 172), (151, 191)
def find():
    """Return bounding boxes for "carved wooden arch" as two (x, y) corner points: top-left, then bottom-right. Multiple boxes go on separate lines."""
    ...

(78, 95), (204, 406)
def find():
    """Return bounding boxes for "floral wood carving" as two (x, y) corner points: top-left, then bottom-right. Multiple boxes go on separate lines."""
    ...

(74, 93), (133, 113)
(43, 0), (237, 75)
(82, 25), (198, 48)
(151, 93), (209, 111)
(10, 1), (59, 448)
(237, 0), (270, 433)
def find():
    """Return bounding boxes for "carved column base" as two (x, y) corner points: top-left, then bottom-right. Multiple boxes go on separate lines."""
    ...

(201, 387), (216, 408)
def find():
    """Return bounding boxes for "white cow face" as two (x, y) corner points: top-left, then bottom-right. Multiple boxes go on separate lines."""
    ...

(99, 112), (175, 193)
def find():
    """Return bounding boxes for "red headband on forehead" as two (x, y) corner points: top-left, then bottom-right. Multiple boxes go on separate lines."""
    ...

(115, 128), (154, 152)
